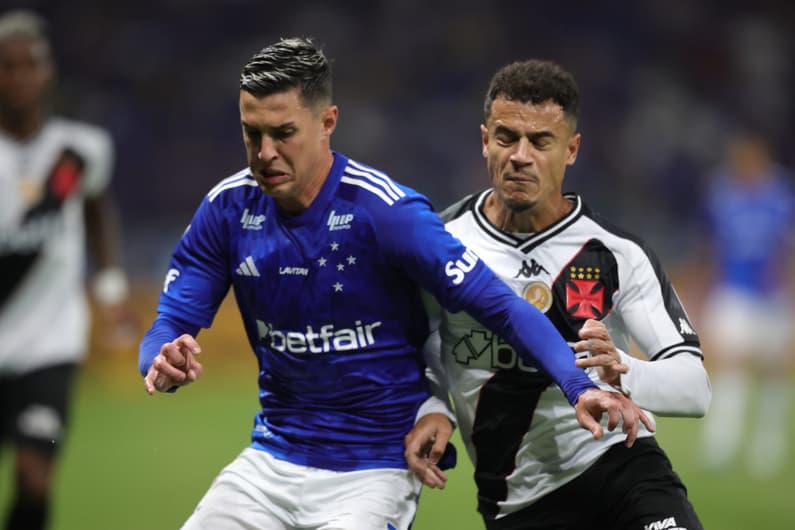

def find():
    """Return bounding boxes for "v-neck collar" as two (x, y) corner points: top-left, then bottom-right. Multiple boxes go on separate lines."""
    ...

(471, 189), (583, 253)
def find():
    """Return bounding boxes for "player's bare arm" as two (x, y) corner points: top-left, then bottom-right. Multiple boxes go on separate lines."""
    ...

(574, 318), (628, 386)
(144, 334), (203, 395)
(574, 388), (655, 447)
(404, 413), (453, 489)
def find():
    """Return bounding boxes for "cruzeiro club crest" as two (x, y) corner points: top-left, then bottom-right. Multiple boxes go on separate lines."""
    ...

(522, 281), (552, 313)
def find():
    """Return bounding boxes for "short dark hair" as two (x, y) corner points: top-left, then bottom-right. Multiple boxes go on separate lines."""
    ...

(484, 59), (579, 126)
(240, 37), (332, 108)
(0, 9), (50, 58)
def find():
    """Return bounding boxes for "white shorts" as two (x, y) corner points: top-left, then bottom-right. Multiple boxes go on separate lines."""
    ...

(182, 447), (422, 530)
(702, 287), (792, 364)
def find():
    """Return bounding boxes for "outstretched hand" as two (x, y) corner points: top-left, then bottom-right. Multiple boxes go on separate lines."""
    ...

(574, 388), (655, 447)
(404, 413), (453, 489)
(144, 334), (204, 395)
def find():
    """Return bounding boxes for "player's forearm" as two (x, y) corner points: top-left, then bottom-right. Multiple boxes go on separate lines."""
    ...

(138, 314), (200, 376)
(618, 352), (710, 416)
(470, 285), (597, 405)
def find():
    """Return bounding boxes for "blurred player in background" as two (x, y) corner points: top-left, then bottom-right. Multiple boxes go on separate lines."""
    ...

(406, 59), (710, 529)
(139, 38), (651, 530)
(698, 129), (795, 479)
(0, 10), (135, 530)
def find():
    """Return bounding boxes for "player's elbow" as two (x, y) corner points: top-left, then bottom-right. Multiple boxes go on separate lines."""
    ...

(692, 373), (712, 418)
(669, 372), (711, 418)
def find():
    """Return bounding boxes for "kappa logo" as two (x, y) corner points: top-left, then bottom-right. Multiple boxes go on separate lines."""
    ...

(236, 256), (261, 277)
(327, 210), (354, 231)
(644, 517), (686, 530)
(240, 208), (265, 230)
(678, 318), (696, 336)
(514, 258), (549, 279)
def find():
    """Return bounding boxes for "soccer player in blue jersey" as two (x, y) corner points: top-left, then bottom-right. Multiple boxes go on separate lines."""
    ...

(698, 129), (795, 478)
(138, 38), (651, 529)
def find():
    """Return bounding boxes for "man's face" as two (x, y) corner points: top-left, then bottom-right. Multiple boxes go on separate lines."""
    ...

(239, 87), (337, 212)
(481, 97), (580, 213)
(0, 36), (52, 113)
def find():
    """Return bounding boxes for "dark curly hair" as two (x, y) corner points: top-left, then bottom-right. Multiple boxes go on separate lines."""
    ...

(484, 59), (579, 127)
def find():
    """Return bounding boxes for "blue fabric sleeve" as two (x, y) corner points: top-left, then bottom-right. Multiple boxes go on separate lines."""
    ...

(376, 194), (596, 405)
(138, 314), (201, 376)
(139, 195), (228, 377)
(157, 196), (231, 327)
(464, 277), (597, 405)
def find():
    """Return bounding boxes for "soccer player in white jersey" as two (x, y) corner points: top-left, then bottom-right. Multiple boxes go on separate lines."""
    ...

(139, 39), (653, 530)
(0, 10), (135, 530)
(405, 59), (711, 529)
(698, 129), (795, 478)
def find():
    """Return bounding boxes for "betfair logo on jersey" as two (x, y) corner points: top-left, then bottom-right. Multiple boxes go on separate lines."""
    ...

(256, 319), (382, 354)
(445, 248), (478, 285)
(452, 330), (538, 373)
(327, 210), (354, 231)
(163, 268), (180, 293)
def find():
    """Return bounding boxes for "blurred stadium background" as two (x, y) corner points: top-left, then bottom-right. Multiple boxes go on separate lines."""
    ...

(2, 0), (794, 528)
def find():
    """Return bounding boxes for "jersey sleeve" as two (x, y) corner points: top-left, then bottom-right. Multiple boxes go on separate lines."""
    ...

(614, 243), (710, 415)
(617, 350), (710, 416)
(76, 124), (114, 198)
(376, 195), (596, 405)
(154, 196), (232, 330)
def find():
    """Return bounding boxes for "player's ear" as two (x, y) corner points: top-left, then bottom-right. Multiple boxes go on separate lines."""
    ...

(321, 105), (338, 137)
(566, 132), (581, 166)
(480, 124), (489, 158)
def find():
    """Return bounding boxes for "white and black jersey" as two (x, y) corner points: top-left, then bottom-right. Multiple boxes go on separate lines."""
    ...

(428, 189), (708, 519)
(0, 118), (113, 374)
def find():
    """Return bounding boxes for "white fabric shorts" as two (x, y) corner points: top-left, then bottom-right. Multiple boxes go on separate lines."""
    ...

(182, 447), (422, 530)
(702, 286), (792, 364)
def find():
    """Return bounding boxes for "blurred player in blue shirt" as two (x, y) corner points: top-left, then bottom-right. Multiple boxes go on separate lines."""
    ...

(138, 38), (651, 529)
(699, 129), (795, 478)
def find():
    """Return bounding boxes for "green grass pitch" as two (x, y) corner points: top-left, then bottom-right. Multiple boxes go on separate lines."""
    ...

(2, 286), (793, 529)
(2, 362), (793, 529)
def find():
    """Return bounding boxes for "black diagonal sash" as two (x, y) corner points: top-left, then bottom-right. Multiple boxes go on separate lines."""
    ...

(0, 149), (86, 308)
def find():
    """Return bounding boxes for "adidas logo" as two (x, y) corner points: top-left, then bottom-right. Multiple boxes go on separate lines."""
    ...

(236, 256), (260, 277)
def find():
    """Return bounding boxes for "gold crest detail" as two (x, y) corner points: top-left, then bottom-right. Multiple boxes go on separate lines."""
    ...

(522, 281), (552, 313)
(18, 179), (44, 206)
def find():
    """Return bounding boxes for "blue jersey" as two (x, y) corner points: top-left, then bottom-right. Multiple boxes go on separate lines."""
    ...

(705, 168), (795, 294)
(140, 152), (595, 472)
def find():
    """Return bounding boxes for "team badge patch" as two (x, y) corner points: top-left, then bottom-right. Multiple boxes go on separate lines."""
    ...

(565, 266), (606, 319)
(522, 281), (552, 313)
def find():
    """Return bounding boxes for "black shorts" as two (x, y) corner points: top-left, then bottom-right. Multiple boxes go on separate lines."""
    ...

(485, 437), (703, 530)
(0, 363), (77, 453)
